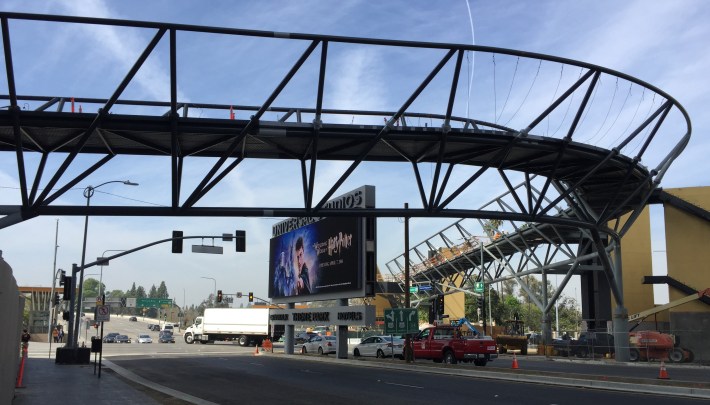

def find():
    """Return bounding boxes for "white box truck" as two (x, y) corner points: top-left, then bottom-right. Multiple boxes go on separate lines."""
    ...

(183, 308), (282, 346)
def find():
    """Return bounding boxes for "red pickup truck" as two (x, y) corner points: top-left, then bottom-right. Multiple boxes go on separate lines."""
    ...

(409, 325), (498, 366)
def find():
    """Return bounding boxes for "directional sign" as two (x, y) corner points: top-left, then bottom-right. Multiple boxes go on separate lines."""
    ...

(418, 284), (433, 291)
(384, 308), (419, 335)
(474, 281), (485, 293)
(137, 298), (172, 308)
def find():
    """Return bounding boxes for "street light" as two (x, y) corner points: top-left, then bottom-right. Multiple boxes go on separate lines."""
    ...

(201, 276), (217, 306)
(69, 180), (138, 348)
(98, 249), (127, 298)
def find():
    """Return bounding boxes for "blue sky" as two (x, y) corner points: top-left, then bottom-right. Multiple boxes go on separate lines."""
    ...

(1, 0), (708, 307)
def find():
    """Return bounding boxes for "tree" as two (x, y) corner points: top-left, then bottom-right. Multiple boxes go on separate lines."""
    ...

(148, 284), (158, 298)
(82, 278), (106, 300)
(157, 281), (169, 299)
(136, 286), (147, 299)
(127, 282), (137, 297)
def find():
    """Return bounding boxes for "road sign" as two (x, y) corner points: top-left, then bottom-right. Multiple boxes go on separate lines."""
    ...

(418, 284), (433, 291)
(96, 305), (110, 322)
(126, 297), (136, 308)
(137, 298), (172, 308)
(474, 281), (485, 293)
(409, 286), (418, 293)
(384, 308), (419, 335)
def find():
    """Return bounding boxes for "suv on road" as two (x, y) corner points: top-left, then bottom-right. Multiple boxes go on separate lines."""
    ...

(162, 324), (174, 333)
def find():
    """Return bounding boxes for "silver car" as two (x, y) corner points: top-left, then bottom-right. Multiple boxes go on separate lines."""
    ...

(353, 336), (404, 358)
(137, 334), (153, 343)
(301, 335), (337, 355)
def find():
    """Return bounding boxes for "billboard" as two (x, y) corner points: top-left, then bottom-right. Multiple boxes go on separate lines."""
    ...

(269, 216), (364, 302)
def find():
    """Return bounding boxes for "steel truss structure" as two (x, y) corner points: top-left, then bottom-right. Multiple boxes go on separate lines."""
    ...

(0, 13), (691, 359)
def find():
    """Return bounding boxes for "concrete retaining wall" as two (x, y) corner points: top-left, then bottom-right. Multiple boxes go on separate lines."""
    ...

(0, 251), (23, 404)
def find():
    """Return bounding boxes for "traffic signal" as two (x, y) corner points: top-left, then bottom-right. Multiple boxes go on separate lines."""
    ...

(477, 296), (484, 309)
(172, 230), (183, 253)
(235, 230), (246, 252)
(53, 293), (60, 306)
(62, 276), (72, 299)
(217, 290), (223, 303)
(62, 311), (69, 321)
(436, 294), (445, 316)
(248, 292), (253, 303)
(58, 269), (66, 285)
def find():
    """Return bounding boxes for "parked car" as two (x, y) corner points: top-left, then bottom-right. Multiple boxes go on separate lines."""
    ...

(102, 332), (120, 343)
(128, 316), (137, 322)
(137, 334), (153, 344)
(115, 335), (131, 343)
(353, 335), (404, 358)
(295, 332), (318, 344)
(301, 335), (337, 355)
(158, 331), (175, 343)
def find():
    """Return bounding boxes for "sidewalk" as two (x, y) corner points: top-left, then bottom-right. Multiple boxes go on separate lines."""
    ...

(13, 342), (164, 405)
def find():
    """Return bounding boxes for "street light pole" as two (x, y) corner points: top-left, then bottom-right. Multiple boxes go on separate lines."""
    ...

(69, 180), (138, 348)
(201, 276), (217, 306)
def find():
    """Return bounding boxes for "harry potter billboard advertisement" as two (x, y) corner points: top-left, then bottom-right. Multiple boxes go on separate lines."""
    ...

(269, 216), (363, 302)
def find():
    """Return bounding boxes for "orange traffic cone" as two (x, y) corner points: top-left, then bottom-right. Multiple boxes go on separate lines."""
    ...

(511, 353), (520, 369)
(254, 343), (261, 356)
(657, 360), (670, 380)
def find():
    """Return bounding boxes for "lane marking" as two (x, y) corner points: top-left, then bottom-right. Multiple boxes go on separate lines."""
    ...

(378, 380), (423, 389)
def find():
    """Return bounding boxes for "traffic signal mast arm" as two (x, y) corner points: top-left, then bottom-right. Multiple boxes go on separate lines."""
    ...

(248, 293), (285, 308)
(628, 288), (710, 331)
(74, 233), (242, 273)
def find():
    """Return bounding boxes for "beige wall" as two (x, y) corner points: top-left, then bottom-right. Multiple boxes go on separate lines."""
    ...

(616, 207), (658, 318)
(664, 187), (710, 312)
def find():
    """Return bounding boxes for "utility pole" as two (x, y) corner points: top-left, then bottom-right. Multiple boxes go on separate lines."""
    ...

(404, 203), (413, 363)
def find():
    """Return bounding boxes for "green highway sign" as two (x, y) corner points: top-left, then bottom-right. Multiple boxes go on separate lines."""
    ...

(137, 298), (172, 308)
(409, 286), (419, 293)
(474, 281), (485, 293)
(384, 308), (419, 335)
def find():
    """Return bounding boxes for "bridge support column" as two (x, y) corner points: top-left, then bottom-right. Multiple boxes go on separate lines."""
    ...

(613, 305), (630, 361)
(541, 313), (553, 346)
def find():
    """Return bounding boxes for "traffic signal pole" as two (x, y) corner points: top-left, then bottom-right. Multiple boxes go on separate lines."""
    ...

(65, 232), (243, 351)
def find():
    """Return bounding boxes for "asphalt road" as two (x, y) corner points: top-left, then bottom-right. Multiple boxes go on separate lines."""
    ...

(87, 316), (708, 404)
(110, 354), (703, 405)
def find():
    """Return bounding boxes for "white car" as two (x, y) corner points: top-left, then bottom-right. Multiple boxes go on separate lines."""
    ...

(137, 334), (153, 343)
(162, 324), (174, 334)
(353, 336), (404, 358)
(301, 335), (337, 355)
